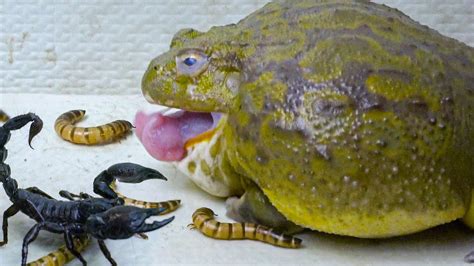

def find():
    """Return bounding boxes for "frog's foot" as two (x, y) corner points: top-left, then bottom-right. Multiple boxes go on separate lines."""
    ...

(464, 251), (474, 263)
(225, 185), (303, 235)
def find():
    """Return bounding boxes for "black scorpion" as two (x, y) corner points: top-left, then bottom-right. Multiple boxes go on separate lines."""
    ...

(0, 113), (175, 265)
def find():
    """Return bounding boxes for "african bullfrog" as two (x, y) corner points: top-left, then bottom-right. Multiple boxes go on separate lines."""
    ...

(135, 0), (474, 242)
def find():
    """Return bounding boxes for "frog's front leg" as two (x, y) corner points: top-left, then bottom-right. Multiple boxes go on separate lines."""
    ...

(225, 183), (303, 235)
(190, 182), (303, 247)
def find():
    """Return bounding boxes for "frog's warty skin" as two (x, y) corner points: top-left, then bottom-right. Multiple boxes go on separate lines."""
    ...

(139, 0), (474, 241)
(54, 110), (133, 145)
(191, 207), (302, 248)
(26, 236), (90, 266)
(0, 110), (9, 122)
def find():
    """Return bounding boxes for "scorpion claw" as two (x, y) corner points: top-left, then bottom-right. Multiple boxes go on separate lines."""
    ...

(107, 163), (167, 183)
(28, 117), (43, 149)
(93, 163), (167, 200)
(85, 206), (174, 240)
(137, 216), (175, 233)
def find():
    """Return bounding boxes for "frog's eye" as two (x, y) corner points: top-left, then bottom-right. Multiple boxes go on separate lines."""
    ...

(183, 57), (197, 66)
(176, 49), (209, 77)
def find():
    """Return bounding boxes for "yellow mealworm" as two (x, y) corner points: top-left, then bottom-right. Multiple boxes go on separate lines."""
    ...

(27, 236), (90, 266)
(191, 207), (302, 248)
(54, 110), (133, 145)
(0, 110), (10, 122)
(111, 181), (181, 215)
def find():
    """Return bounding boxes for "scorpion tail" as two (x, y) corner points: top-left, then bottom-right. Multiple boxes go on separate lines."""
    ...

(3, 113), (43, 149)
(0, 113), (42, 198)
(1, 173), (18, 199)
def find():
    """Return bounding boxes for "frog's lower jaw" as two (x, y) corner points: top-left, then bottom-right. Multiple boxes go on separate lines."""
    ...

(135, 108), (244, 197)
(461, 190), (474, 229)
(175, 114), (244, 197)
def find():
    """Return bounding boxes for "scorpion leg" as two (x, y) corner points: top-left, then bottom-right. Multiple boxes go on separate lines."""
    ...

(78, 192), (94, 199)
(0, 204), (20, 246)
(21, 223), (44, 266)
(98, 240), (117, 266)
(25, 187), (54, 199)
(59, 190), (93, 201)
(26, 235), (90, 266)
(19, 199), (45, 223)
(58, 190), (79, 201)
(22, 222), (76, 266)
(136, 233), (148, 240)
(63, 230), (87, 266)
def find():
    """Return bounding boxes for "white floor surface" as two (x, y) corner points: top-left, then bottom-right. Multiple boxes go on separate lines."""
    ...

(0, 93), (473, 265)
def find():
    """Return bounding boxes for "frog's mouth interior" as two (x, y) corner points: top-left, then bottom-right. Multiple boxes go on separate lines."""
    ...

(135, 108), (222, 162)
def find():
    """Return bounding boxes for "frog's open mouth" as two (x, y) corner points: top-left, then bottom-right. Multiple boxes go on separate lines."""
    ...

(135, 109), (222, 162)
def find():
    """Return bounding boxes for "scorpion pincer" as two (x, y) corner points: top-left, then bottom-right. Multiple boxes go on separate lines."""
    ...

(0, 113), (177, 266)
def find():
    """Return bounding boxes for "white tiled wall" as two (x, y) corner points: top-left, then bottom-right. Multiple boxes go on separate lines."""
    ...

(1, 0), (473, 95)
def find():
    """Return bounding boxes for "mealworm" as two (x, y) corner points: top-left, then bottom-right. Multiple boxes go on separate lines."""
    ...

(0, 110), (9, 122)
(27, 236), (90, 266)
(191, 207), (302, 248)
(111, 181), (181, 215)
(54, 110), (132, 145)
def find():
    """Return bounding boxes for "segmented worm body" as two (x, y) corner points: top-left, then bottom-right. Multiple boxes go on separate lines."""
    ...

(54, 110), (133, 145)
(27, 236), (90, 266)
(0, 110), (9, 122)
(111, 181), (181, 215)
(191, 207), (302, 248)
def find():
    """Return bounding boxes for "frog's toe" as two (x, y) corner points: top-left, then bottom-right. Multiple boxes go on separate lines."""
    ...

(225, 196), (244, 222)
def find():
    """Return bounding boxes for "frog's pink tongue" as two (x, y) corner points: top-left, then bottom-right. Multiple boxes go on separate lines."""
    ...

(135, 111), (214, 161)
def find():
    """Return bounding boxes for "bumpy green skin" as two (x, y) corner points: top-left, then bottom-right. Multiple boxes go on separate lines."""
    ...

(142, 0), (474, 238)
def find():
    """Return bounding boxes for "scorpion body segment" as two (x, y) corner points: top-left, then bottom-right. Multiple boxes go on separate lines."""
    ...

(54, 110), (133, 145)
(191, 207), (302, 248)
(0, 114), (176, 265)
